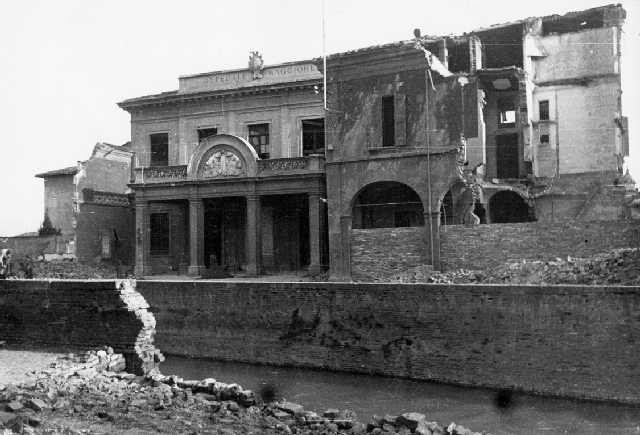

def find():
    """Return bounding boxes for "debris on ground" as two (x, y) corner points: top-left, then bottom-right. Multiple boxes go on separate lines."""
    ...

(0, 349), (491, 434)
(392, 248), (640, 286)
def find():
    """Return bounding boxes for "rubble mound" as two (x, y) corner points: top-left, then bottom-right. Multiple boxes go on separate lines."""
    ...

(397, 248), (640, 285)
(13, 259), (125, 280)
(0, 349), (491, 434)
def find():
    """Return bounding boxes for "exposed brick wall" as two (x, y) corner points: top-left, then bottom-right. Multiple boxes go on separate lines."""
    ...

(351, 227), (426, 281)
(440, 220), (640, 270)
(76, 203), (135, 265)
(0, 279), (161, 375)
(138, 280), (640, 404)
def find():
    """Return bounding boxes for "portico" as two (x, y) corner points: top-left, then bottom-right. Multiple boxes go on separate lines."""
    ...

(132, 134), (327, 276)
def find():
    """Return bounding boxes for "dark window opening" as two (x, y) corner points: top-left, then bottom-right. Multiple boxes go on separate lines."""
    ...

(353, 181), (424, 229)
(248, 124), (270, 159)
(474, 24), (523, 68)
(539, 100), (549, 121)
(496, 133), (520, 179)
(382, 96), (395, 147)
(150, 213), (170, 254)
(447, 40), (471, 73)
(198, 127), (218, 142)
(489, 191), (534, 223)
(497, 98), (516, 128)
(542, 9), (607, 36)
(540, 134), (550, 144)
(302, 118), (325, 156)
(440, 191), (455, 225)
(150, 133), (169, 166)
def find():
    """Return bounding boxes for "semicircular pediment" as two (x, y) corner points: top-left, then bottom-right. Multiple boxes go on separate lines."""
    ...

(187, 134), (259, 180)
(199, 147), (245, 178)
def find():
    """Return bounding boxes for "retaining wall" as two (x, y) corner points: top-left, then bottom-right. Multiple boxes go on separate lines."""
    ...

(138, 280), (640, 404)
(0, 279), (161, 374)
(440, 219), (640, 270)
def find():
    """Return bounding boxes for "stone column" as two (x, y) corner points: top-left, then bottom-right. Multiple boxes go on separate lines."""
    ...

(245, 195), (261, 276)
(338, 215), (353, 280)
(424, 211), (441, 270)
(134, 201), (152, 276)
(308, 193), (321, 274)
(188, 198), (205, 276)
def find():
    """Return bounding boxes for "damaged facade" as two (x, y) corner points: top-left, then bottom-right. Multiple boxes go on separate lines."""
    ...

(33, 142), (135, 263)
(117, 4), (633, 279)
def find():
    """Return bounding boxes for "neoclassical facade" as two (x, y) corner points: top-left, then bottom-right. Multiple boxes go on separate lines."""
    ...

(119, 59), (327, 276)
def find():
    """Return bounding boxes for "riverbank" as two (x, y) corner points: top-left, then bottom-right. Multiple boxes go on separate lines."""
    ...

(0, 348), (487, 435)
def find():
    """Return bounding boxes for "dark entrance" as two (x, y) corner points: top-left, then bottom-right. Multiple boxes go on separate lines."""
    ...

(496, 133), (519, 179)
(489, 191), (533, 223)
(204, 197), (246, 271)
(261, 195), (309, 272)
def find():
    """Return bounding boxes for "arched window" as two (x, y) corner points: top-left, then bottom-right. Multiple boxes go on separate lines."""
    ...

(353, 182), (424, 229)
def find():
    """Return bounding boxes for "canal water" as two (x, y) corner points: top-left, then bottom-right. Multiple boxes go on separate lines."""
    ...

(161, 356), (640, 435)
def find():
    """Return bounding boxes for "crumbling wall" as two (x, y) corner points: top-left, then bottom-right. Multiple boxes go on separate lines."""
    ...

(0, 279), (162, 375)
(440, 219), (640, 270)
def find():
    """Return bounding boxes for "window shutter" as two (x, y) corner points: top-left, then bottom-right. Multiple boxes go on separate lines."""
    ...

(394, 93), (406, 146)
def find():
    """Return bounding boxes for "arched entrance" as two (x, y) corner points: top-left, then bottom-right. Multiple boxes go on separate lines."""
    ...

(489, 190), (534, 223)
(352, 182), (424, 229)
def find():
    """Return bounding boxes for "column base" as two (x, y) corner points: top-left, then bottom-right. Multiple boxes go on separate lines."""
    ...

(134, 263), (152, 277)
(244, 264), (260, 276)
(187, 265), (205, 277)
(308, 263), (322, 275)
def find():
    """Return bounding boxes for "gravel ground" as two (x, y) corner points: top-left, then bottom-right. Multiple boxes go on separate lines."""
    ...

(0, 348), (63, 386)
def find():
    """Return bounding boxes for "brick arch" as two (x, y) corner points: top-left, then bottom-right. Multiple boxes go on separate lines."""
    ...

(351, 181), (425, 229)
(186, 134), (259, 179)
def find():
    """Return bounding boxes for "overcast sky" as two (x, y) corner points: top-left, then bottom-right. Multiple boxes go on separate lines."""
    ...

(0, 0), (638, 236)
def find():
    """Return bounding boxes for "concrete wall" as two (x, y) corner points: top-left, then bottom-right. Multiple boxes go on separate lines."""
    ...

(137, 280), (640, 404)
(42, 175), (75, 236)
(440, 219), (640, 270)
(0, 280), (161, 374)
(351, 227), (425, 281)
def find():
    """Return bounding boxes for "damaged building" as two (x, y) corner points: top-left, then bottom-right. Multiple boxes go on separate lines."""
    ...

(117, 3), (634, 279)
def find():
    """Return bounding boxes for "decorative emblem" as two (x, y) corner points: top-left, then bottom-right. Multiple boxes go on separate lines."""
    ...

(248, 51), (264, 79)
(200, 150), (244, 178)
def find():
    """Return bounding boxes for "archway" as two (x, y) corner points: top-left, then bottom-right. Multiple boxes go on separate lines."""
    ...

(489, 190), (534, 223)
(352, 182), (424, 229)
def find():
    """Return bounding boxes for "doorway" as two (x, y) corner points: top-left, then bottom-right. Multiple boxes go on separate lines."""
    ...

(496, 133), (519, 179)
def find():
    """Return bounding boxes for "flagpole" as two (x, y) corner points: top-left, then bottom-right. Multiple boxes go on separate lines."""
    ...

(322, 0), (327, 110)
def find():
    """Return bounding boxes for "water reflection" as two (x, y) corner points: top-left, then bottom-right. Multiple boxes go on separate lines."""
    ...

(161, 356), (640, 435)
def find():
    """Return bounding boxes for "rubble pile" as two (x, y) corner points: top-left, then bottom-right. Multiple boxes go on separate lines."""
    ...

(394, 248), (640, 286)
(16, 260), (122, 280)
(0, 349), (491, 434)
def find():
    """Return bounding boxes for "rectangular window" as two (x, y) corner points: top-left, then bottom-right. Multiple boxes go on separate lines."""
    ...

(197, 127), (218, 142)
(497, 98), (516, 128)
(150, 213), (170, 254)
(149, 133), (169, 166)
(302, 118), (325, 156)
(248, 124), (270, 159)
(382, 96), (395, 147)
(539, 100), (549, 121)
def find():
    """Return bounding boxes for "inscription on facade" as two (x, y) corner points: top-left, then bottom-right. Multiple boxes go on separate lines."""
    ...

(200, 150), (244, 178)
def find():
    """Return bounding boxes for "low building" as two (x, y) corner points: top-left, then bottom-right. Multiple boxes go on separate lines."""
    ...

(33, 142), (135, 264)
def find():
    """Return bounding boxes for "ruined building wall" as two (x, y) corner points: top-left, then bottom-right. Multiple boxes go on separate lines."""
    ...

(531, 26), (623, 176)
(138, 280), (640, 404)
(42, 175), (76, 236)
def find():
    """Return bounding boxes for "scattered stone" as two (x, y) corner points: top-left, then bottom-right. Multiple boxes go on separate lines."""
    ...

(277, 401), (304, 415)
(323, 408), (340, 419)
(5, 401), (23, 412)
(25, 398), (48, 413)
(396, 412), (426, 431)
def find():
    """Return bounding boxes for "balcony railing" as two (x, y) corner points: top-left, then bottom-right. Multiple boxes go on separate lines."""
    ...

(133, 155), (325, 184)
(133, 165), (188, 184)
(257, 155), (325, 175)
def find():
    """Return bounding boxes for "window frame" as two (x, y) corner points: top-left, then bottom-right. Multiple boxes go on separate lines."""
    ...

(247, 123), (270, 159)
(382, 95), (395, 147)
(197, 127), (218, 143)
(301, 118), (325, 156)
(149, 132), (169, 167)
(538, 100), (550, 121)
(149, 212), (170, 255)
